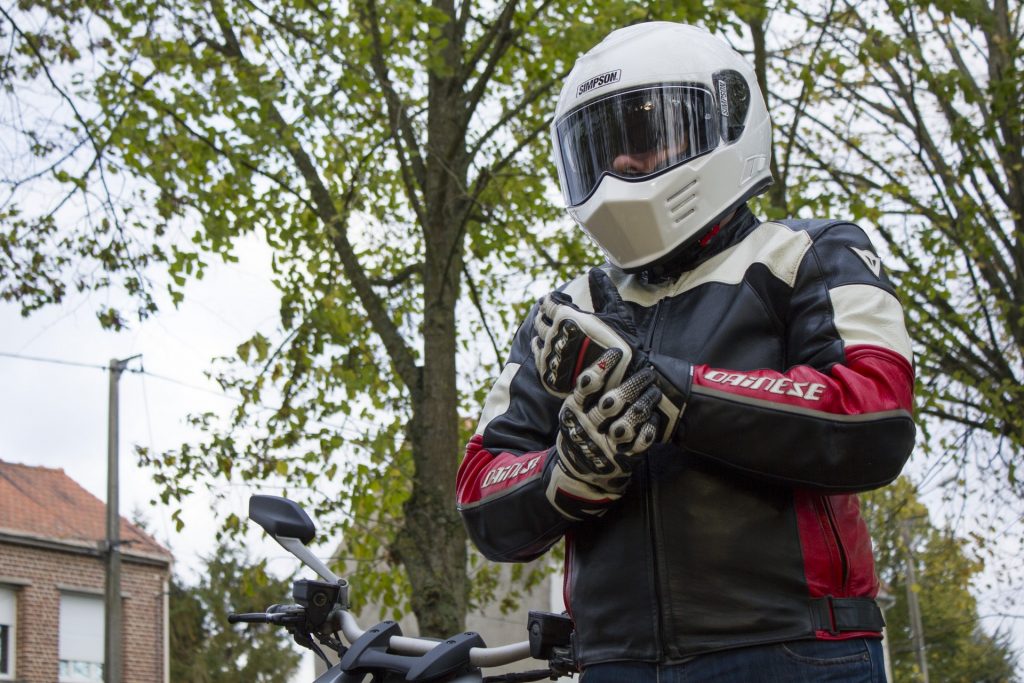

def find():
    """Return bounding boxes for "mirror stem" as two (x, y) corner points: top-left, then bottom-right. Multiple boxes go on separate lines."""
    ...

(274, 535), (343, 584)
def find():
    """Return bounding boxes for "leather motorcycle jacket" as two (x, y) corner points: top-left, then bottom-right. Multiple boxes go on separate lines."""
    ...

(456, 207), (916, 666)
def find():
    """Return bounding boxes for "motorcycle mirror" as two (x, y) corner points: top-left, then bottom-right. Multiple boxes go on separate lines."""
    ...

(249, 495), (317, 545)
(248, 494), (342, 584)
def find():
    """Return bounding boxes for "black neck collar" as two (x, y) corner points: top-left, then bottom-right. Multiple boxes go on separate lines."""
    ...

(640, 204), (760, 283)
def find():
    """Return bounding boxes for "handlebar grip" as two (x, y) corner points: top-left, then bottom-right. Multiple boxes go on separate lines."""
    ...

(228, 612), (272, 624)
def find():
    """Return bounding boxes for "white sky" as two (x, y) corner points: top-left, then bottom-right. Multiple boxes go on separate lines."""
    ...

(0, 235), (323, 675)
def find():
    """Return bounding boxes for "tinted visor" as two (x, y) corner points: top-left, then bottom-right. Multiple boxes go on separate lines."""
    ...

(556, 85), (719, 206)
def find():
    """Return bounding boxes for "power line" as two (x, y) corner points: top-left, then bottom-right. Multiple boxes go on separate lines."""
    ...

(131, 366), (237, 401)
(0, 349), (383, 437)
(0, 349), (235, 398)
(138, 367), (158, 452)
(133, 369), (380, 437)
(0, 349), (109, 371)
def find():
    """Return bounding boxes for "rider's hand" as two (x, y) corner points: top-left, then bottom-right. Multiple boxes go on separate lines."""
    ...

(531, 292), (638, 398)
(545, 349), (661, 521)
(533, 269), (686, 443)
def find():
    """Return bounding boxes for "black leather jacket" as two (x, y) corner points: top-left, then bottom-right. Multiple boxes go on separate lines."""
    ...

(457, 208), (915, 666)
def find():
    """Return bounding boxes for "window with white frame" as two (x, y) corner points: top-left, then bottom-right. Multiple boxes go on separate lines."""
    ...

(0, 586), (15, 680)
(58, 593), (104, 683)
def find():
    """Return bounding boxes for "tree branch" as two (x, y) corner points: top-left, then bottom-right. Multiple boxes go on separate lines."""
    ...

(461, 262), (502, 366)
(370, 263), (424, 288)
(462, 0), (519, 93)
(210, 0), (423, 403)
(361, 0), (429, 207)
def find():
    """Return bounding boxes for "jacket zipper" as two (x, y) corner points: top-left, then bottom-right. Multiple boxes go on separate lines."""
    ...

(644, 459), (665, 657)
(642, 300), (662, 355)
(562, 532), (574, 619)
(643, 300), (665, 656)
(818, 496), (849, 593)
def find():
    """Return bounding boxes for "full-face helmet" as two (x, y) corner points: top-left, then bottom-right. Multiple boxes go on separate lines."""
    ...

(552, 22), (773, 271)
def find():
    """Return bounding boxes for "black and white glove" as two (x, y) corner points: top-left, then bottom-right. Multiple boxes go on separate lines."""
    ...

(532, 269), (686, 442)
(532, 291), (637, 398)
(545, 348), (662, 521)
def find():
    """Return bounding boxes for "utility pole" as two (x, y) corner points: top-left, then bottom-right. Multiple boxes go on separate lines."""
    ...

(901, 520), (930, 683)
(105, 355), (139, 683)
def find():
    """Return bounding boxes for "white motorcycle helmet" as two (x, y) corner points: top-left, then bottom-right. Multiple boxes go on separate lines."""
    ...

(552, 22), (773, 271)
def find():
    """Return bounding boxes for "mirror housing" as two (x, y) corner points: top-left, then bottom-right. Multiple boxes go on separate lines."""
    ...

(248, 494), (342, 585)
(249, 495), (316, 544)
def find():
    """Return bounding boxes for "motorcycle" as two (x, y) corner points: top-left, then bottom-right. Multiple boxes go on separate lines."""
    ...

(229, 495), (576, 682)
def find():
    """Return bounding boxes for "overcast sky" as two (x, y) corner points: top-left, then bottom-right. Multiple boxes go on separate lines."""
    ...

(0, 236), (325, 675)
(2, 236), (273, 555)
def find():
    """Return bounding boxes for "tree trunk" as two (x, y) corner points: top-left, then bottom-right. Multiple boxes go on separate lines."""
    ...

(394, 205), (469, 636)
(391, 0), (471, 637)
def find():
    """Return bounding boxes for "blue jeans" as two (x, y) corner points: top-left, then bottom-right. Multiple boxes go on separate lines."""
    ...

(580, 638), (886, 682)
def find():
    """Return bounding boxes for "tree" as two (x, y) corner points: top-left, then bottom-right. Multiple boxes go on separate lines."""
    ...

(774, 0), (1024, 472)
(1, 0), (743, 636)
(1, 0), (602, 637)
(10, 0), (1020, 646)
(170, 540), (301, 682)
(861, 478), (1018, 682)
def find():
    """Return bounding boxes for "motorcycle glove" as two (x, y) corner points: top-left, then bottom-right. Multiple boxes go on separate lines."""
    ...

(532, 293), (636, 398)
(545, 348), (662, 521)
(533, 269), (687, 442)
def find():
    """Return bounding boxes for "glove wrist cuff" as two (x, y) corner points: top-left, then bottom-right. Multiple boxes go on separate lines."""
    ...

(544, 450), (622, 521)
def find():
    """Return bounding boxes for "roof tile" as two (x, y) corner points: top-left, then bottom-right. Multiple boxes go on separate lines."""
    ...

(0, 460), (171, 560)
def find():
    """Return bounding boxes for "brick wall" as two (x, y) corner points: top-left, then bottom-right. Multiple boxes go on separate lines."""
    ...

(0, 541), (168, 683)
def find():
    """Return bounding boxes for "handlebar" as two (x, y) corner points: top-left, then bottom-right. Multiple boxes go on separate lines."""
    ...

(338, 611), (533, 668)
(232, 495), (575, 680)
(229, 596), (541, 670)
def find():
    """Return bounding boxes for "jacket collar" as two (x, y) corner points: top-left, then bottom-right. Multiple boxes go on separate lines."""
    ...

(640, 204), (761, 283)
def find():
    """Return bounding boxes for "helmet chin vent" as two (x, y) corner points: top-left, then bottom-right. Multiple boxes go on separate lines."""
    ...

(672, 207), (697, 224)
(667, 179), (699, 223)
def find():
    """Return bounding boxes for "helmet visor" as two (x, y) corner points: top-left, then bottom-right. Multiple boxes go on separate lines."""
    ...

(555, 85), (719, 207)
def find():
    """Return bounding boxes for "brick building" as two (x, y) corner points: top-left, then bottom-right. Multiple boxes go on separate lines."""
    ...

(0, 461), (172, 682)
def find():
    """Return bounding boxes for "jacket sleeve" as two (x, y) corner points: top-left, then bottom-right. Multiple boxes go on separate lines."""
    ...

(456, 302), (572, 562)
(652, 222), (916, 492)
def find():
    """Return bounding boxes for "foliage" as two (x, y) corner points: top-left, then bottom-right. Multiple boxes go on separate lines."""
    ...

(4, 0), (1023, 646)
(0, 0), (735, 635)
(769, 0), (1024, 472)
(169, 541), (301, 682)
(862, 478), (1018, 682)
(744, 0), (1024, 633)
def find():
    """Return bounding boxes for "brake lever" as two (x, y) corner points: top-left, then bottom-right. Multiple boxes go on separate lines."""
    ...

(269, 604), (306, 622)
(228, 612), (273, 624)
(229, 603), (306, 626)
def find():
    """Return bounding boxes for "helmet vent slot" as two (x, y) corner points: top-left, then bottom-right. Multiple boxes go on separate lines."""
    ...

(667, 180), (699, 219)
(666, 179), (698, 205)
(673, 207), (697, 224)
